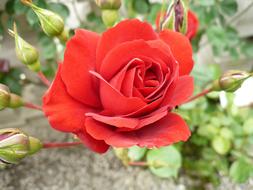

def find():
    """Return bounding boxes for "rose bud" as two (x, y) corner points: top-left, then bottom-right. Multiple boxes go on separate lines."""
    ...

(95, 0), (121, 10)
(8, 24), (41, 72)
(95, 0), (121, 27)
(212, 70), (251, 92)
(161, 0), (188, 34)
(0, 128), (42, 166)
(8, 24), (39, 66)
(0, 84), (10, 110)
(22, 1), (65, 37)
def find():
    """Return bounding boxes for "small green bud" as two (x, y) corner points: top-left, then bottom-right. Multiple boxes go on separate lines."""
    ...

(95, 0), (121, 10)
(0, 84), (10, 110)
(8, 24), (39, 66)
(212, 70), (251, 92)
(0, 128), (42, 166)
(102, 9), (119, 28)
(161, 0), (188, 34)
(8, 93), (24, 108)
(24, 2), (64, 37)
(0, 128), (29, 165)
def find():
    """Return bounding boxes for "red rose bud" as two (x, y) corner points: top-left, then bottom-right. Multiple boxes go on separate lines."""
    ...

(0, 84), (10, 110)
(23, 1), (64, 37)
(95, 0), (121, 10)
(212, 70), (251, 92)
(0, 128), (42, 167)
(161, 0), (188, 34)
(8, 24), (39, 67)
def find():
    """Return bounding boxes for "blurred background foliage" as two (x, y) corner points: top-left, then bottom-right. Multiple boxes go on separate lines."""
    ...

(0, 0), (253, 189)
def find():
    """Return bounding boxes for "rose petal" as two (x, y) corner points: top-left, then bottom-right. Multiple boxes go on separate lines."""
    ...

(43, 65), (109, 153)
(159, 30), (194, 76)
(90, 71), (147, 115)
(86, 113), (190, 148)
(96, 19), (158, 71)
(161, 75), (194, 107)
(76, 131), (109, 153)
(61, 29), (101, 108)
(100, 40), (174, 81)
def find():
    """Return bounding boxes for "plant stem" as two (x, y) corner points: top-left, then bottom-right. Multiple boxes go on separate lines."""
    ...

(43, 141), (83, 149)
(38, 71), (51, 87)
(187, 88), (212, 103)
(128, 161), (149, 166)
(24, 102), (42, 111)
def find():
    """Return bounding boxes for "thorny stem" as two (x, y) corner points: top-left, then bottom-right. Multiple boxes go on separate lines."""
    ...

(43, 141), (83, 149)
(38, 71), (51, 87)
(24, 102), (42, 111)
(186, 88), (212, 103)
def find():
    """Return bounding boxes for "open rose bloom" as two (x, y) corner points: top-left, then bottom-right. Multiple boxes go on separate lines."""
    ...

(43, 19), (194, 153)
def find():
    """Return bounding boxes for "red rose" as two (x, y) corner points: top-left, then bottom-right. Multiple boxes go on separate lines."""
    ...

(42, 19), (194, 153)
(156, 10), (199, 40)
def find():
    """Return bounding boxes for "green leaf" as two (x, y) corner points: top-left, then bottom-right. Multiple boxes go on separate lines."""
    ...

(198, 0), (215, 6)
(220, 128), (234, 140)
(128, 146), (147, 161)
(241, 42), (253, 58)
(14, 0), (29, 15)
(26, 9), (39, 26)
(147, 3), (162, 24)
(207, 26), (226, 55)
(243, 119), (253, 135)
(38, 34), (56, 60)
(229, 159), (253, 183)
(212, 136), (231, 155)
(147, 146), (181, 178)
(220, 0), (238, 16)
(197, 124), (220, 139)
(133, 0), (150, 14)
(5, 0), (15, 15)
(48, 3), (70, 21)
(0, 19), (3, 38)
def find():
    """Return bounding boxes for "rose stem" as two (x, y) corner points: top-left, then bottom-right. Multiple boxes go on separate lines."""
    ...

(24, 102), (42, 111)
(43, 141), (83, 149)
(128, 162), (149, 167)
(38, 71), (51, 87)
(187, 88), (212, 103)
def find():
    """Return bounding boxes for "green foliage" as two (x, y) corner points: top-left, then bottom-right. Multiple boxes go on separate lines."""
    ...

(229, 159), (253, 183)
(147, 146), (182, 178)
(128, 146), (147, 161)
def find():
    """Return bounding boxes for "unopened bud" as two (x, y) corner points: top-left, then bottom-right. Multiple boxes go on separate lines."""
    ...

(22, 1), (64, 37)
(0, 84), (10, 110)
(212, 70), (251, 92)
(161, 0), (188, 34)
(0, 128), (42, 167)
(95, 0), (121, 10)
(8, 24), (39, 66)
